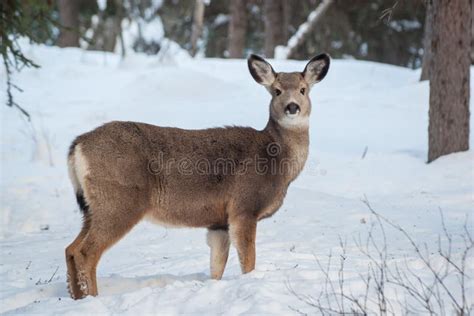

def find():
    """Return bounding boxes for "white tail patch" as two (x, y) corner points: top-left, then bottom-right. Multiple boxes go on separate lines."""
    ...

(74, 144), (90, 193)
(67, 154), (80, 193)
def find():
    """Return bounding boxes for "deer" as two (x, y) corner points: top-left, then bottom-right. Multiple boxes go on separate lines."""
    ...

(65, 53), (330, 299)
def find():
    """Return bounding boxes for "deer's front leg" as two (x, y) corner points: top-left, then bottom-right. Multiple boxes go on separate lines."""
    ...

(229, 216), (257, 274)
(207, 228), (230, 279)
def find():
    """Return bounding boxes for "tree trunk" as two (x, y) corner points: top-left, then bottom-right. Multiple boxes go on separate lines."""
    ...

(228, 0), (247, 58)
(115, 0), (126, 58)
(420, 0), (433, 81)
(57, 0), (80, 47)
(264, 0), (281, 58)
(471, 0), (474, 64)
(87, 0), (121, 52)
(88, 17), (119, 52)
(428, 0), (471, 163)
(281, 0), (291, 43)
(191, 0), (205, 57)
(264, 0), (291, 58)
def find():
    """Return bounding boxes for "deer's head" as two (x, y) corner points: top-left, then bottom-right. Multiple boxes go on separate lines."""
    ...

(248, 54), (330, 130)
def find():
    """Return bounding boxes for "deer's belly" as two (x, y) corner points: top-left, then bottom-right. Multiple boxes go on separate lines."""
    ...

(146, 197), (228, 229)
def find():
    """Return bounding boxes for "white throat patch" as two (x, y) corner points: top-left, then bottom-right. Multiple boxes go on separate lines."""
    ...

(278, 115), (310, 129)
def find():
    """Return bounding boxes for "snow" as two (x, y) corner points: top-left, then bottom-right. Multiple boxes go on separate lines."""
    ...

(213, 14), (229, 27)
(124, 17), (165, 43)
(97, 0), (106, 11)
(389, 19), (423, 32)
(0, 45), (473, 314)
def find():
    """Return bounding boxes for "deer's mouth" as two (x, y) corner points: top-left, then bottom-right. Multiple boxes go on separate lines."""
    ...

(285, 103), (301, 116)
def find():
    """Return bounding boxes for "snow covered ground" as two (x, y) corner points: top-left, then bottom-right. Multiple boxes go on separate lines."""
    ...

(0, 45), (473, 314)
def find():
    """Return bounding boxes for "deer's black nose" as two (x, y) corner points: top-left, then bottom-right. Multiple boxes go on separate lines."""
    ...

(285, 103), (300, 115)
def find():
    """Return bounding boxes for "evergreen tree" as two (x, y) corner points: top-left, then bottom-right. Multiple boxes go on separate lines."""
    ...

(1, 0), (55, 119)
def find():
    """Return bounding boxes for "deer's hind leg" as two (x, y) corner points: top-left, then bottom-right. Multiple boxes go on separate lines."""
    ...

(69, 207), (144, 299)
(65, 216), (90, 299)
(67, 181), (147, 299)
(207, 227), (230, 279)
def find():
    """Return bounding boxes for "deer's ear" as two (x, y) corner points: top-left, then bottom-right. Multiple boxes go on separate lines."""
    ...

(302, 53), (330, 87)
(248, 54), (276, 86)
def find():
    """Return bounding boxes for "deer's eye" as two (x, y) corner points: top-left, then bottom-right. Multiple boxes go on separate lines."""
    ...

(275, 89), (281, 96)
(300, 88), (305, 95)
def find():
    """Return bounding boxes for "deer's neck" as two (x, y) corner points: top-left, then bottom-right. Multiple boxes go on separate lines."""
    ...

(263, 118), (310, 180)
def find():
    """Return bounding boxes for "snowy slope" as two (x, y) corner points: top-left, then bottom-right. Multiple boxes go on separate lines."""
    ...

(0, 45), (473, 315)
